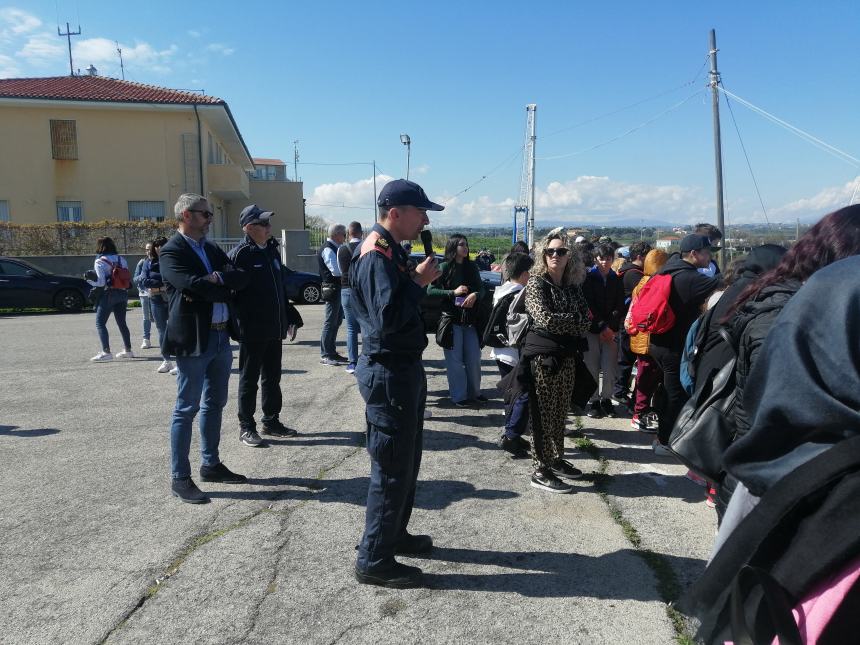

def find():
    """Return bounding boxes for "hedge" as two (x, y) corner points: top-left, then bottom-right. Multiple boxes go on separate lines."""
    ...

(0, 221), (179, 256)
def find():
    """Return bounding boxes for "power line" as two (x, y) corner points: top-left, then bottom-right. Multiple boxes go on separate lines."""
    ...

(306, 202), (372, 210)
(446, 145), (524, 202)
(721, 86), (771, 228)
(537, 89), (705, 161)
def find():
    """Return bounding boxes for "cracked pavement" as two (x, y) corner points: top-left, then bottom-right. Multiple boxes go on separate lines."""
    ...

(0, 306), (715, 644)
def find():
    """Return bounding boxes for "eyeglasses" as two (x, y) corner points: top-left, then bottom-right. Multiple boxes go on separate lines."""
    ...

(544, 248), (569, 257)
(189, 209), (214, 219)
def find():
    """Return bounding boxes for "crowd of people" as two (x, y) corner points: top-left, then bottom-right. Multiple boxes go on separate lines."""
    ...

(79, 183), (860, 636)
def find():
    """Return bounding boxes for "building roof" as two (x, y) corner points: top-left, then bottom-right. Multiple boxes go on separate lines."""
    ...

(0, 75), (224, 105)
(252, 158), (287, 166)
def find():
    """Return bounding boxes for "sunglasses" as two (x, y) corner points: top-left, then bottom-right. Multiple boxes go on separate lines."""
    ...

(544, 247), (569, 257)
(189, 209), (214, 219)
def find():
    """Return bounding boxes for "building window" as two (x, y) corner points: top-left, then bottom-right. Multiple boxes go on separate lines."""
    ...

(128, 201), (165, 222)
(56, 201), (83, 222)
(250, 165), (286, 181)
(207, 132), (231, 165)
(50, 120), (78, 160)
(0, 200), (9, 222)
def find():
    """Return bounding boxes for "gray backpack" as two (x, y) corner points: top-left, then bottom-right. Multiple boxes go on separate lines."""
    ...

(505, 287), (530, 347)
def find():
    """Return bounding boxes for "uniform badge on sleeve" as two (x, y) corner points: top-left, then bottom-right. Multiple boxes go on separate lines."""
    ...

(375, 237), (389, 250)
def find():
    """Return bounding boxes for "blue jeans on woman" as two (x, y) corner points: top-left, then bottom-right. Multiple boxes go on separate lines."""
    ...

(443, 324), (482, 404)
(170, 329), (233, 479)
(140, 295), (152, 341)
(340, 287), (359, 366)
(95, 289), (131, 352)
(150, 294), (169, 360)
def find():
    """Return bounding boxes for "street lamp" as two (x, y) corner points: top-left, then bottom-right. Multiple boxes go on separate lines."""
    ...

(400, 133), (411, 180)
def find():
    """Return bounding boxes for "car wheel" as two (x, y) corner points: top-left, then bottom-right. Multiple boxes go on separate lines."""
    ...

(54, 289), (84, 312)
(301, 283), (322, 304)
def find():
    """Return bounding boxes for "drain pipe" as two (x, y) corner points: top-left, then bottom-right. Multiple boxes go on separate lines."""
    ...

(193, 105), (204, 196)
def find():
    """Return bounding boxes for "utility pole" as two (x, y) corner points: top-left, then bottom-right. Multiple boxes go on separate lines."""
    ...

(372, 160), (378, 222)
(709, 29), (726, 267)
(513, 104), (537, 247)
(116, 41), (125, 80)
(526, 104), (537, 249)
(58, 22), (81, 76)
(293, 140), (299, 182)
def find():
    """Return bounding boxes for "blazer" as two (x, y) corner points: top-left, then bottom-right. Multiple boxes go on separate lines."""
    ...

(158, 232), (250, 357)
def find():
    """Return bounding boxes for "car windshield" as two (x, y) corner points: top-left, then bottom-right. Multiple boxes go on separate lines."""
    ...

(17, 260), (51, 275)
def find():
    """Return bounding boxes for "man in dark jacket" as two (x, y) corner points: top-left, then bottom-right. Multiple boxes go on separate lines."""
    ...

(648, 234), (719, 450)
(582, 243), (626, 417)
(229, 204), (303, 448)
(613, 240), (651, 404)
(160, 193), (250, 504)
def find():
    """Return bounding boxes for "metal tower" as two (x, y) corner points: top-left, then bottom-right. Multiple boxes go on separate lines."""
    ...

(512, 104), (537, 247)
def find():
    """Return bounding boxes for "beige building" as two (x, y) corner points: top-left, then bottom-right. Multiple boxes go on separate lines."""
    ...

(0, 75), (304, 239)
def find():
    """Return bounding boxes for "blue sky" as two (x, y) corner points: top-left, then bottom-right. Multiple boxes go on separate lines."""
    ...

(3, 1), (860, 228)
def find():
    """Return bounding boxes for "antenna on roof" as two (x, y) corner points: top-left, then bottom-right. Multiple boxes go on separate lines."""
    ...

(116, 41), (125, 80)
(58, 22), (81, 76)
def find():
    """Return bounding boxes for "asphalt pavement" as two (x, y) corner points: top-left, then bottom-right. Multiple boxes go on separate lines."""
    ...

(0, 305), (716, 644)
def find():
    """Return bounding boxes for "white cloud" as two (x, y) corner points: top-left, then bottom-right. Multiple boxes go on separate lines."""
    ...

(0, 8), (41, 39)
(72, 38), (178, 75)
(205, 43), (234, 56)
(15, 32), (64, 65)
(187, 30), (201, 38)
(773, 176), (860, 219)
(306, 175), (392, 222)
(0, 53), (21, 76)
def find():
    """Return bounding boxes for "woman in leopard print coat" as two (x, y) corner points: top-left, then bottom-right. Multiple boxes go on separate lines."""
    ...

(523, 231), (592, 493)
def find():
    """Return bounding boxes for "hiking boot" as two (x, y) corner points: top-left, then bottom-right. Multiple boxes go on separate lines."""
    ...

(200, 462), (247, 484)
(239, 429), (266, 447)
(261, 420), (298, 438)
(601, 399), (617, 418)
(586, 401), (604, 419)
(499, 434), (529, 457)
(551, 459), (583, 480)
(171, 477), (210, 504)
(395, 533), (433, 555)
(354, 562), (422, 588)
(530, 468), (574, 493)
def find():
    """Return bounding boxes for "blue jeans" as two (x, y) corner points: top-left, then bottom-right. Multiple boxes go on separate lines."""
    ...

(140, 295), (152, 340)
(497, 360), (528, 439)
(320, 294), (344, 358)
(150, 295), (169, 360)
(170, 329), (233, 479)
(95, 289), (131, 353)
(340, 287), (359, 365)
(443, 324), (482, 403)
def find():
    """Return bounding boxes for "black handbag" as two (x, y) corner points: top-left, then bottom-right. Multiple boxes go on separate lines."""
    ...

(321, 282), (339, 303)
(571, 351), (598, 409)
(668, 329), (738, 480)
(435, 312), (455, 349)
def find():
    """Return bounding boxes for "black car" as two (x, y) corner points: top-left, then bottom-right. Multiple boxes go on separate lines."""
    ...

(282, 267), (322, 304)
(409, 253), (502, 332)
(0, 257), (92, 312)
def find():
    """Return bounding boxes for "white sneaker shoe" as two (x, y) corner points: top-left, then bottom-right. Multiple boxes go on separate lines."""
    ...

(169, 366), (179, 375)
(116, 350), (135, 359)
(90, 351), (113, 362)
(157, 360), (174, 373)
(140, 339), (152, 349)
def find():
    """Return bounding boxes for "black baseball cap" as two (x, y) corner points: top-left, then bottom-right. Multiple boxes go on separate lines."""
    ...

(377, 179), (444, 211)
(239, 204), (275, 227)
(680, 233), (721, 253)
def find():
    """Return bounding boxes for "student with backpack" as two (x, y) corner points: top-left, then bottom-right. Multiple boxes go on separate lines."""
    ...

(485, 252), (534, 457)
(633, 234), (719, 452)
(87, 236), (134, 362)
(613, 241), (651, 406)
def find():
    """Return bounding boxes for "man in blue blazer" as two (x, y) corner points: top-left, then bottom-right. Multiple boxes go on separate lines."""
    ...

(159, 193), (250, 504)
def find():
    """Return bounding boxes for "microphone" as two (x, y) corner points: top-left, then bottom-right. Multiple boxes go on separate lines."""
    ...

(420, 230), (434, 258)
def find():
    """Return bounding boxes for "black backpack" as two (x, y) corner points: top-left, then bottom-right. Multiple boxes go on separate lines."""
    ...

(481, 289), (519, 348)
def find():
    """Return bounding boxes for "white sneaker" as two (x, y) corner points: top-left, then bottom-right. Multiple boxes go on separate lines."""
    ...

(169, 366), (179, 375)
(116, 350), (135, 359)
(423, 408), (432, 419)
(90, 351), (113, 362)
(157, 360), (174, 373)
(140, 339), (152, 349)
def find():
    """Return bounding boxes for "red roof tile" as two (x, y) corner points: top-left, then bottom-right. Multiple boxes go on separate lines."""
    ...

(252, 158), (287, 165)
(0, 75), (224, 105)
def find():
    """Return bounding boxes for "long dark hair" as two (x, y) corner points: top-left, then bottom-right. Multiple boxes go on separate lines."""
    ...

(730, 205), (860, 314)
(149, 237), (168, 261)
(96, 237), (118, 255)
(443, 233), (469, 264)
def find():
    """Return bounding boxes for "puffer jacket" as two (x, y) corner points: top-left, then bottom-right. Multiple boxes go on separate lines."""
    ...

(626, 250), (669, 356)
(729, 280), (802, 441)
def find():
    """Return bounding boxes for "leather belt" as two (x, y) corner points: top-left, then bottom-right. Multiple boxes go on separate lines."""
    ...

(210, 322), (228, 330)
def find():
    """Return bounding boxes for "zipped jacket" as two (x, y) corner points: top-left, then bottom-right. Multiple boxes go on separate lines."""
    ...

(229, 236), (290, 341)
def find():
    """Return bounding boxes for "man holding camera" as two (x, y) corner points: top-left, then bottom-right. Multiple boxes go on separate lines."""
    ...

(229, 204), (303, 448)
(159, 193), (250, 504)
(350, 179), (443, 588)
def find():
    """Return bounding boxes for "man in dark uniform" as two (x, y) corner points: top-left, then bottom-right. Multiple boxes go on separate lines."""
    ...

(350, 179), (443, 588)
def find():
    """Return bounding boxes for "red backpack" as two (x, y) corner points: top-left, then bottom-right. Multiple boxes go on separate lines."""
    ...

(628, 273), (675, 334)
(101, 256), (132, 289)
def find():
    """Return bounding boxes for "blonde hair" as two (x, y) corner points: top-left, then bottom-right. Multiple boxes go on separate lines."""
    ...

(531, 232), (586, 286)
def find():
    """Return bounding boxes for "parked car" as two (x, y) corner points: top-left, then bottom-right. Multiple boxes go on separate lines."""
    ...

(282, 267), (322, 304)
(0, 257), (92, 312)
(409, 253), (501, 333)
